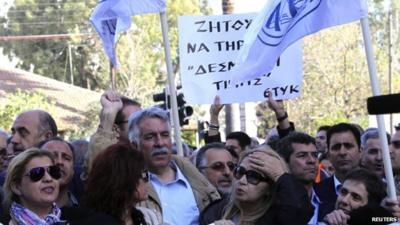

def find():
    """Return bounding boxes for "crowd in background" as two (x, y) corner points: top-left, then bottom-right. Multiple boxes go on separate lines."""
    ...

(0, 90), (400, 225)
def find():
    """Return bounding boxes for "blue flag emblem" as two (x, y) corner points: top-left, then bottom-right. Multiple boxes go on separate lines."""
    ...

(258, 0), (321, 46)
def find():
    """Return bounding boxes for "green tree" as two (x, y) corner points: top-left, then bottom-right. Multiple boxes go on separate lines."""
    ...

(255, 1), (400, 136)
(0, 89), (56, 130)
(0, 0), (109, 90)
(113, 0), (211, 107)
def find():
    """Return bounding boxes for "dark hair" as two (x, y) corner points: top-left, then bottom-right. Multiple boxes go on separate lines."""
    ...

(83, 142), (145, 223)
(395, 123), (400, 132)
(327, 123), (361, 149)
(317, 125), (331, 133)
(266, 135), (280, 151)
(319, 152), (328, 161)
(226, 131), (251, 150)
(277, 132), (316, 163)
(38, 110), (58, 137)
(348, 204), (393, 225)
(70, 139), (89, 167)
(37, 136), (75, 161)
(114, 96), (141, 127)
(344, 168), (386, 205)
(196, 142), (236, 169)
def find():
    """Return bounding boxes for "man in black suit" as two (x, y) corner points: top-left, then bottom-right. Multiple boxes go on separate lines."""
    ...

(314, 123), (362, 222)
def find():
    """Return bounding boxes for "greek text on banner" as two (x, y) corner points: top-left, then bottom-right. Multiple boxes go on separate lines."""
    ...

(178, 13), (303, 104)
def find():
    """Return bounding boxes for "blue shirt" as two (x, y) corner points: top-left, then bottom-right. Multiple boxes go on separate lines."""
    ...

(150, 163), (200, 225)
(333, 174), (342, 196)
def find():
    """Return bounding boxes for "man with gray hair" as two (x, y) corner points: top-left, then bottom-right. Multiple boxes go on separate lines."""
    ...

(360, 128), (390, 178)
(195, 142), (236, 197)
(128, 107), (220, 225)
(10, 109), (57, 154)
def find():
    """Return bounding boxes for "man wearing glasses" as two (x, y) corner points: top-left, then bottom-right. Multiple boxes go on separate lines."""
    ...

(84, 90), (141, 179)
(195, 142), (237, 196)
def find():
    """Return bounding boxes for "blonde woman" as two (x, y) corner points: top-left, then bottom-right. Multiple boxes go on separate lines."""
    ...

(203, 145), (313, 225)
(2, 148), (63, 224)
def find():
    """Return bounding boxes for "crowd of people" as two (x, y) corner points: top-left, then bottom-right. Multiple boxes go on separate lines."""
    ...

(0, 90), (400, 225)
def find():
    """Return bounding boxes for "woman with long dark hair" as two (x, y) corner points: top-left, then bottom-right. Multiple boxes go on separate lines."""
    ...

(84, 142), (161, 225)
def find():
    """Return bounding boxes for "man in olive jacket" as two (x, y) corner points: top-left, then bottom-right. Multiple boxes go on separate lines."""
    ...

(128, 107), (220, 225)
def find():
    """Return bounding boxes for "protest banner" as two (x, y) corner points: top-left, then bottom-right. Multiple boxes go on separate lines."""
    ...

(178, 13), (302, 104)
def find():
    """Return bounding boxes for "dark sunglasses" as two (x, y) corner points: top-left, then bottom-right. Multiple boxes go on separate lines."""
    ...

(330, 142), (356, 151)
(24, 166), (61, 182)
(233, 166), (270, 185)
(391, 141), (400, 149)
(141, 170), (149, 182)
(200, 161), (236, 172)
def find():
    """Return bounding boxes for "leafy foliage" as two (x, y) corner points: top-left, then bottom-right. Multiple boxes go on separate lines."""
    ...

(0, 89), (56, 130)
(256, 3), (400, 137)
(0, 0), (102, 89)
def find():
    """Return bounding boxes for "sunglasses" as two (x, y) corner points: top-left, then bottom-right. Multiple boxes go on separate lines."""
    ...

(141, 170), (149, 182)
(330, 142), (356, 151)
(233, 166), (270, 185)
(391, 141), (400, 149)
(200, 161), (236, 172)
(24, 166), (61, 182)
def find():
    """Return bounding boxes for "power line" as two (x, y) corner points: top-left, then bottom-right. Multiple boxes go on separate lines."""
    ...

(7, 9), (88, 13)
(5, 21), (90, 25)
(0, 33), (93, 41)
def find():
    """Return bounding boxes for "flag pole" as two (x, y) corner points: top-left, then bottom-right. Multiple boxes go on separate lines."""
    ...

(160, 11), (184, 157)
(360, 17), (396, 199)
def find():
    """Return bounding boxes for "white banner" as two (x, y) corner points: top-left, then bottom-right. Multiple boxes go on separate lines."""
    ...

(178, 13), (302, 104)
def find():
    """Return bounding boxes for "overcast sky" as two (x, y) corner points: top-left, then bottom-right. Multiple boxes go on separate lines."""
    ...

(209, 0), (264, 14)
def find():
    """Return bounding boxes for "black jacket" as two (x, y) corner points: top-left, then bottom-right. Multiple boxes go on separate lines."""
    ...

(200, 173), (313, 225)
(0, 207), (121, 225)
(314, 176), (338, 221)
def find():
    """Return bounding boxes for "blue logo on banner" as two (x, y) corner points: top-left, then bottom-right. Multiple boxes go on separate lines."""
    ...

(257, 0), (321, 46)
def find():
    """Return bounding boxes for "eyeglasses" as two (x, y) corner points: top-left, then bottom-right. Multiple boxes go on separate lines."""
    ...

(330, 142), (356, 151)
(141, 170), (149, 182)
(24, 166), (61, 182)
(200, 161), (236, 172)
(391, 141), (400, 149)
(233, 166), (270, 185)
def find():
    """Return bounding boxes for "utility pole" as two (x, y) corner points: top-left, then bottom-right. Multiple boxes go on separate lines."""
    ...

(68, 44), (74, 85)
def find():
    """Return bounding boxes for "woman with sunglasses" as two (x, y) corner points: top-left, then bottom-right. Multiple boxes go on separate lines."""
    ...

(209, 145), (313, 225)
(83, 142), (162, 225)
(2, 148), (64, 224)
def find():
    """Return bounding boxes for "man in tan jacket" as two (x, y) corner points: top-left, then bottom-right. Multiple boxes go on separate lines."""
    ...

(129, 107), (220, 225)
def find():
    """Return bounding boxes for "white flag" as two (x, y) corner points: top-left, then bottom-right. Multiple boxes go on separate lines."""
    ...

(90, 0), (166, 66)
(229, 0), (368, 84)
